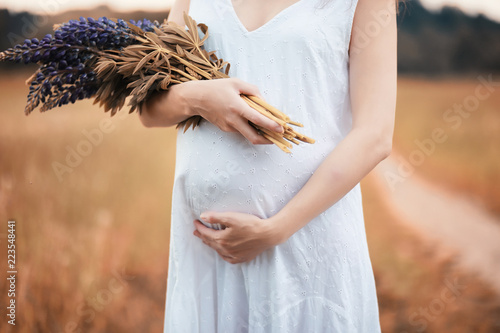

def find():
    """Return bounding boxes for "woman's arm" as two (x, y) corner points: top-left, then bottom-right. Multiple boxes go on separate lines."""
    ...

(193, 0), (397, 263)
(270, 0), (397, 239)
(139, 0), (283, 144)
(167, 0), (191, 25)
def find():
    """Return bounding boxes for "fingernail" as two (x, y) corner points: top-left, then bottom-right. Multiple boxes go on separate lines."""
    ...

(200, 214), (207, 221)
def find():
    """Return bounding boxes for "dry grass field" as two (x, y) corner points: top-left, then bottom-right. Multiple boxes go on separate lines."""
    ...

(393, 76), (500, 216)
(0, 73), (175, 332)
(0, 73), (499, 332)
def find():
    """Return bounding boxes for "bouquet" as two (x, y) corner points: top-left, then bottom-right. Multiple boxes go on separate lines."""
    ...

(0, 13), (314, 153)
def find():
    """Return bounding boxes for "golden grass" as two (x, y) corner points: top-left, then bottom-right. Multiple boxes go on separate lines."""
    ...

(394, 76), (500, 216)
(0, 74), (498, 332)
(0, 73), (175, 332)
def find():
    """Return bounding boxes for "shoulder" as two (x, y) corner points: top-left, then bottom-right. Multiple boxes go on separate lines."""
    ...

(168, 0), (191, 25)
(351, 0), (397, 35)
(349, 0), (397, 57)
(353, 0), (397, 21)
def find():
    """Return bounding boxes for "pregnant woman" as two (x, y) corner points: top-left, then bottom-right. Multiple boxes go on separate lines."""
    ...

(140, 0), (398, 331)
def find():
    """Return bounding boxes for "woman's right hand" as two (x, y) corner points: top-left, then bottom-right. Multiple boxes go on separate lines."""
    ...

(140, 78), (284, 145)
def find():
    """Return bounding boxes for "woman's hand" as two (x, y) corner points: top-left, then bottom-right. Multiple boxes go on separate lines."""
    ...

(180, 78), (283, 144)
(140, 78), (284, 145)
(193, 211), (286, 264)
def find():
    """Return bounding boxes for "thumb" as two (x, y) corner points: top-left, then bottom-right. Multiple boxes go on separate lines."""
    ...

(200, 211), (235, 228)
(233, 79), (262, 99)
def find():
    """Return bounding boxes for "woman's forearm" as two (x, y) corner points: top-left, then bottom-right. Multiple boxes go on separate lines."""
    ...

(138, 79), (283, 146)
(139, 84), (195, 128)
(270, 126), (392, 243)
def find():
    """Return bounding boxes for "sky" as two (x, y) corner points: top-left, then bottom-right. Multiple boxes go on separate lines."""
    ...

(0, 0), (499, 22)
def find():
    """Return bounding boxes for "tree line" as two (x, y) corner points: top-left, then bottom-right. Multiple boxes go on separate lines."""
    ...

(1, 1), (499, 75)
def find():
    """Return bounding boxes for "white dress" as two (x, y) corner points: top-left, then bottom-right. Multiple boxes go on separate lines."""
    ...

(164, 0), (381, 332)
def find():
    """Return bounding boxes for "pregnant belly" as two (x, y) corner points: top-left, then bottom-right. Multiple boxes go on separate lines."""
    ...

(174, 122), (320, 219)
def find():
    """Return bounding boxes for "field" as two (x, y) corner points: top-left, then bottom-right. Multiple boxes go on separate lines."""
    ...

(0, 73), (174, 332)
(0, 73), (499, 332)
(393, 76), (500, 216)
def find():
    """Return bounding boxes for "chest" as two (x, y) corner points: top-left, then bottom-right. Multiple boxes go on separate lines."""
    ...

(191, 0), (352, 50)
(230, 0), (304, 33)
(187, 0), (356, 85)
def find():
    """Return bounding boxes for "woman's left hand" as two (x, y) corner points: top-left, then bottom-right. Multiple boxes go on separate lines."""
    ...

(193, 211), (285, 264)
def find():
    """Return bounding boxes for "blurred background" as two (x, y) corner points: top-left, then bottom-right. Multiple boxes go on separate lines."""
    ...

(0, 0), (499, 332)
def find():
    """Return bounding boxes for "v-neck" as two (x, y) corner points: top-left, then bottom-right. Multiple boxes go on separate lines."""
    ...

(227, 0), (306, 34)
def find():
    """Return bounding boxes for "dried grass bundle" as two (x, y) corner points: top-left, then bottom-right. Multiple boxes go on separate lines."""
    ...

(96, 13), (314, 152)
(1, 13), (314, 152)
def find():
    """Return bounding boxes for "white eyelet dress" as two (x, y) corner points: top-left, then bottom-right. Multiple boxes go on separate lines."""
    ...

(164, 0), (381, 332)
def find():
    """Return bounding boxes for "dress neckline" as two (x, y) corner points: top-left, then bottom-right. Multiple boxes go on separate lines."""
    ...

(227, 0), (306, 34)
